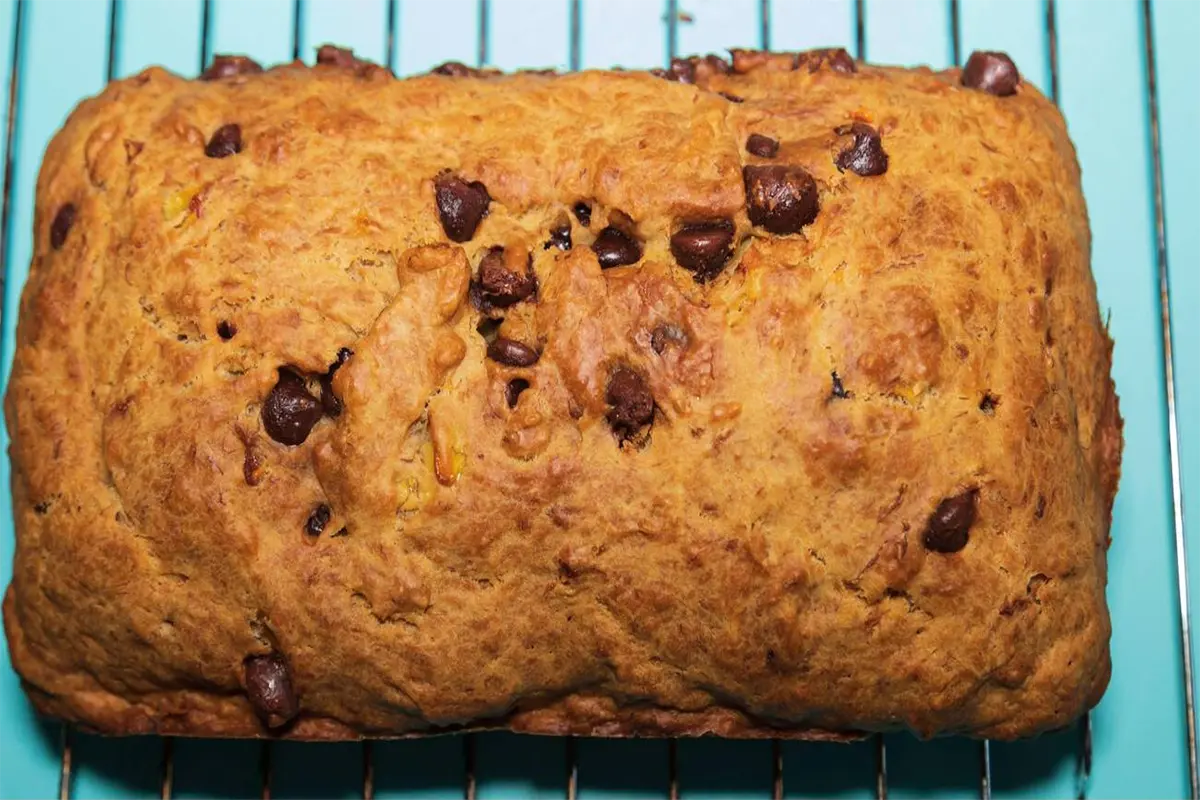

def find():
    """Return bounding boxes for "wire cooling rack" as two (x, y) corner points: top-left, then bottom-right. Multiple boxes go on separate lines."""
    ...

(0, 0), (1196, 798)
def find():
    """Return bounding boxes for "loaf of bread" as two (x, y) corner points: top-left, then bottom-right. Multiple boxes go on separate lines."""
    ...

(3, 46), (1122, 741)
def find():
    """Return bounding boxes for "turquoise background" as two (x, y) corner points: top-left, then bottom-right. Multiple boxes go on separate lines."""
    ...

(0, 0), (1196, 797)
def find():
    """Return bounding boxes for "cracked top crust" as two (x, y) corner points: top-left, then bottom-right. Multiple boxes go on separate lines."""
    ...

(3, 48), (1121, 740)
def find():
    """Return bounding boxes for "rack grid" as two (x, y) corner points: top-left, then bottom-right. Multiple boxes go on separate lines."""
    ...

(0, 1), (1196, 798)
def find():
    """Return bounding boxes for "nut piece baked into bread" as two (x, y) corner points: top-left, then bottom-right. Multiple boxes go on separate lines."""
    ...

(3, 46), (1122, 741)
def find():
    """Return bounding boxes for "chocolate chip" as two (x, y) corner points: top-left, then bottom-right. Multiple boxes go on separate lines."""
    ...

(545, 223), (572, 251)
(320, 348), (353, 418)
(505, 378), (530, 408)
(305, 503), (331, 536)
(262, 370), (323, 446)
(962, 51), (1020, 97)
(50, 203), (76, 250)
(743, 165), (820, 235)
(572, 202), (592, 227)
(434, 173), (490, 242)
(922, 489), (979, 553)
(745, 133), (779, 158)
(487, 337), (540, 367)
(244, 653), (298, 728)
(472, 247), (538, 311)
(799, 48), (857, 74)
(650, 324), (687, 355)
(835, 122), (888, 177)
(605, 367), (655, 439)
(431, 61), (477, 77)
(831, 371), (851, 399)
(656, 54), (731, 84)
(217, 320), (237, 340)
(205, 124), (243, 158)
(824, 48), (857, 74)
(592, 227), (642, 269)
(200, 55), (264, 81)
(670, 219), (735, 282)
(316, 45), (358, 68)
(979, 393), (998, 415)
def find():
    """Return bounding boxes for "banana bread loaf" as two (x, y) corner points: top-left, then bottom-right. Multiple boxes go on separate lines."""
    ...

(2, 46), (1122, 741)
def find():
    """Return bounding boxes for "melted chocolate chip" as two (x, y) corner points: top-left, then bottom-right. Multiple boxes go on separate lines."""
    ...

(305, 503), (331, 536)
(670, 219), (735, 282)
(743, 165), (820, 235)
(835, 122), (888, 177)
(572, 202), (592, 227)
(244, 653), (298, 728)
(592, 227), (642, 269)
(650, 324), (688, 355)
(745, 133), (779, 158)
(922, 489), (979, 553)
(217, 320), (237, 340)
(962, 51), (1020, 97)
(472, 247), (538, 311)
(545, 223), (572, 251)
(505, 378), (530, 408)
(605, 367), (655, 439)
(487, 337), (540, 367)
(979, 393), (998, 415)
(316, 45), (358, 68)
(831, 371), (851, 399)
(434, 173), (490, 242)
(262, 370), (323, 446)
(1035, 494), (1046, 519)
(200, 55), (264, 81)
(320, 348), (353, 417)
(50, 203), (76, 250)
(205, 124), (243, 158)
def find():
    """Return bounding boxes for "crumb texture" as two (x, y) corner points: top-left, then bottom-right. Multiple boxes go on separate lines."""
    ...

(2, 48), (1121, 741)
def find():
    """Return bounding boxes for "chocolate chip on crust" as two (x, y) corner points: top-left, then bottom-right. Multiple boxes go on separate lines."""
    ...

(50, 203), (77, 250)
(962, 51), (1020, 96)
(316, 45), (359, 68)
(545, 220), (572, 251)
(505, 378), (530, 408)
(205, 124), (243, 158)
(200, 55), (264, 80)
(743, 165), (820, 235)
(592, 227), (642, 269)
(244, 653), (299, 728)
(471, 247), (538, 312)
(487, 338), (540, 367)
(305, 504), (331, 536)
(320, 348), (353, 418)
(606, 366), (655, 439)
(434, 173), (490, 242)
(835, 122), (888, 177)
(262, 370), (323, 446)
(670, 219), (735, 282)
(922, 489), (979, 553)
(746, 133), (780, 158)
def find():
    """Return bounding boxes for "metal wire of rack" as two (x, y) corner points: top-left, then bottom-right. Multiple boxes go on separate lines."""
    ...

(0, 0), (1195, 798)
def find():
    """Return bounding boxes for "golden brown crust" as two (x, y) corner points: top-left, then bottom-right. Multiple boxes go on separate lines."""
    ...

(3, 49), (1120, 741)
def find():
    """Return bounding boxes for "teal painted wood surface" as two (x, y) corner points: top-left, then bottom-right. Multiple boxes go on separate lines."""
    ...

(0, 1), (1196, 798)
